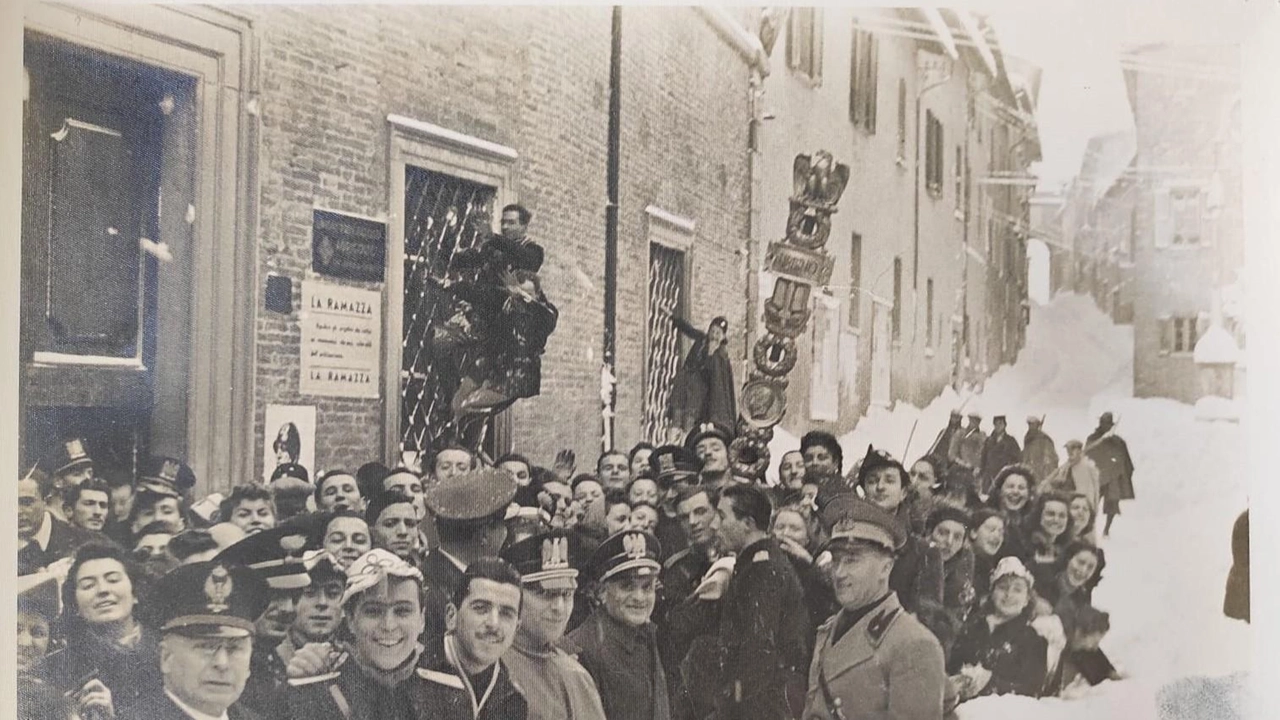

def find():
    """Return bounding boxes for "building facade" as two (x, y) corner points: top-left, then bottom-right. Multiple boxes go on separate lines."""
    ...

(1123, 44), (1243, 403)
(19, 4), (760, 493)
(755, 8), (1036, 438)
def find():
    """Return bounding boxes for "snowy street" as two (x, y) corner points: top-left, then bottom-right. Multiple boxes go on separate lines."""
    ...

(773, 293), (1250, 719)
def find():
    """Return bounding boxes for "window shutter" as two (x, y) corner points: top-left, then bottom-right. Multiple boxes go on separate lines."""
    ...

(1158, 315), (1172, 355)
(868, 34), (879, 133)
(787, 10), (799, 71)
(1153, 186), (1172, 248)
(814, 9), (825, 81)
(848, 28), (858, 123)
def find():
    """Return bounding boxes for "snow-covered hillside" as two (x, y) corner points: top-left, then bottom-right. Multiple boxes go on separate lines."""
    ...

(771, 293), (1251, 718)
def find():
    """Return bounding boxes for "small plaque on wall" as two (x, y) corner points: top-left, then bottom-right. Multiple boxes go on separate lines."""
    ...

(312, 208), (386, 282)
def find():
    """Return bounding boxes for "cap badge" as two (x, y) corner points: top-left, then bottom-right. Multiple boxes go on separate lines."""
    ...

(623, 533), (647, 560)
(280, 534), (307, 558)
(204, 565), (234, 613)
(161, 459), (180, 481)
(698, 423), (716, 434)
(658, 454), (675, 473)
(541, 536), (570, 571)
(66, 439), (86, 457)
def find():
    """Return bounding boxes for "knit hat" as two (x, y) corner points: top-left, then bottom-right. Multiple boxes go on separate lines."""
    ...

(990, 556), (1035, 589)
(925, 505), (972, 534)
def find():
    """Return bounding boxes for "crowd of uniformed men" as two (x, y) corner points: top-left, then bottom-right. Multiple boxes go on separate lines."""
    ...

(17, 410), (1134, 719)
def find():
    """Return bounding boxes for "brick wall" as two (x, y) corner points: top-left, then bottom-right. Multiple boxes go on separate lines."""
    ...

(240, 6), (751, 477)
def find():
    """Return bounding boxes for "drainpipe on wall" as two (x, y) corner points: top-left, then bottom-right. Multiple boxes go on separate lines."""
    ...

(602, 5), (621, 453)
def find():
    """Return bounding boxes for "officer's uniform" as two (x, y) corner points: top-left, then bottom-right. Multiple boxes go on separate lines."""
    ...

(713, 536), (811, 720)
(133, 561), (271, 720)
(419, 468), (517, 647)
(563, 531), (672, 720)
(138, 455), (199, 501)
(501, 531), (607, 720)
(648, 445), (700, 562)
(41, 438), (94, 521)
(802, 497), (947, 720)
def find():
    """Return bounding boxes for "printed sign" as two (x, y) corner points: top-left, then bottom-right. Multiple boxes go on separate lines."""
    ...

(312, 209), (387, 282)
(300, 281), (381, 399)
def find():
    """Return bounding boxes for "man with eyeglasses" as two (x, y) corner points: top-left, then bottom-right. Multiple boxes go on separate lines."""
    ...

(135, 560), (269, 720)
(500, 531), (606, 720)
(564, 530), (671, 720)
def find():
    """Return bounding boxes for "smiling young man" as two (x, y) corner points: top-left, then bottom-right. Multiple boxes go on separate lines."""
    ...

(501, 531), (606, 720)
(281, 550), (524, 719)
(432, 558), (529, 719)
(564, 530), (670, 720)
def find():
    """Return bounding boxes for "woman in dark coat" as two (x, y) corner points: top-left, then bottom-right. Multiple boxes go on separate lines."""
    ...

(1038, 540), (1106, 636)
(949, 557), (1048, 700)
(44, 543), (163, 719)
(665, 312), (736, 433)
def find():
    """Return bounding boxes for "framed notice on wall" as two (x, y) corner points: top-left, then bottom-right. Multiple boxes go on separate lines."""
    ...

(300, 280), (382, 399)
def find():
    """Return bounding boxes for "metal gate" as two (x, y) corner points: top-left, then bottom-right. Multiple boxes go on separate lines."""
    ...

(642, 243), (686, 443)
(400, 166), (497, 459)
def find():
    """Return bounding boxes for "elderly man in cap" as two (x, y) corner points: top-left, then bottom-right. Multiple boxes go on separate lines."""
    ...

(979, 416), (1022, 495)
(133, 561), (270, 720)
(421, 467), (516, 646)
(803, 495), (948, 720)
(501, 531), (607, 720)
(686, 422), (734, 489)
(565, 530), (671, 720)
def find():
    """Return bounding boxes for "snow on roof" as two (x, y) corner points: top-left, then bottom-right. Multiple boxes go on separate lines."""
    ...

(1193, 324), (1240, 364)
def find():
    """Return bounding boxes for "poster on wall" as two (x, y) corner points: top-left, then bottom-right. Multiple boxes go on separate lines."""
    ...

(263, 404), (317, 482)
(300, 280), (382, 399)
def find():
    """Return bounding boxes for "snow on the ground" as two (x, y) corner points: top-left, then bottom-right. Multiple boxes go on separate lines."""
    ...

(774, 293), (1252, 718)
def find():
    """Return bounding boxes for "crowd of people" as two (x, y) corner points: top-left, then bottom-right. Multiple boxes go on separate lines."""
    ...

(16, 408), (1138, 720)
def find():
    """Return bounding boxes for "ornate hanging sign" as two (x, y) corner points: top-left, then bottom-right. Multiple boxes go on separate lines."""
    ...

(729, 151), (849, 481)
